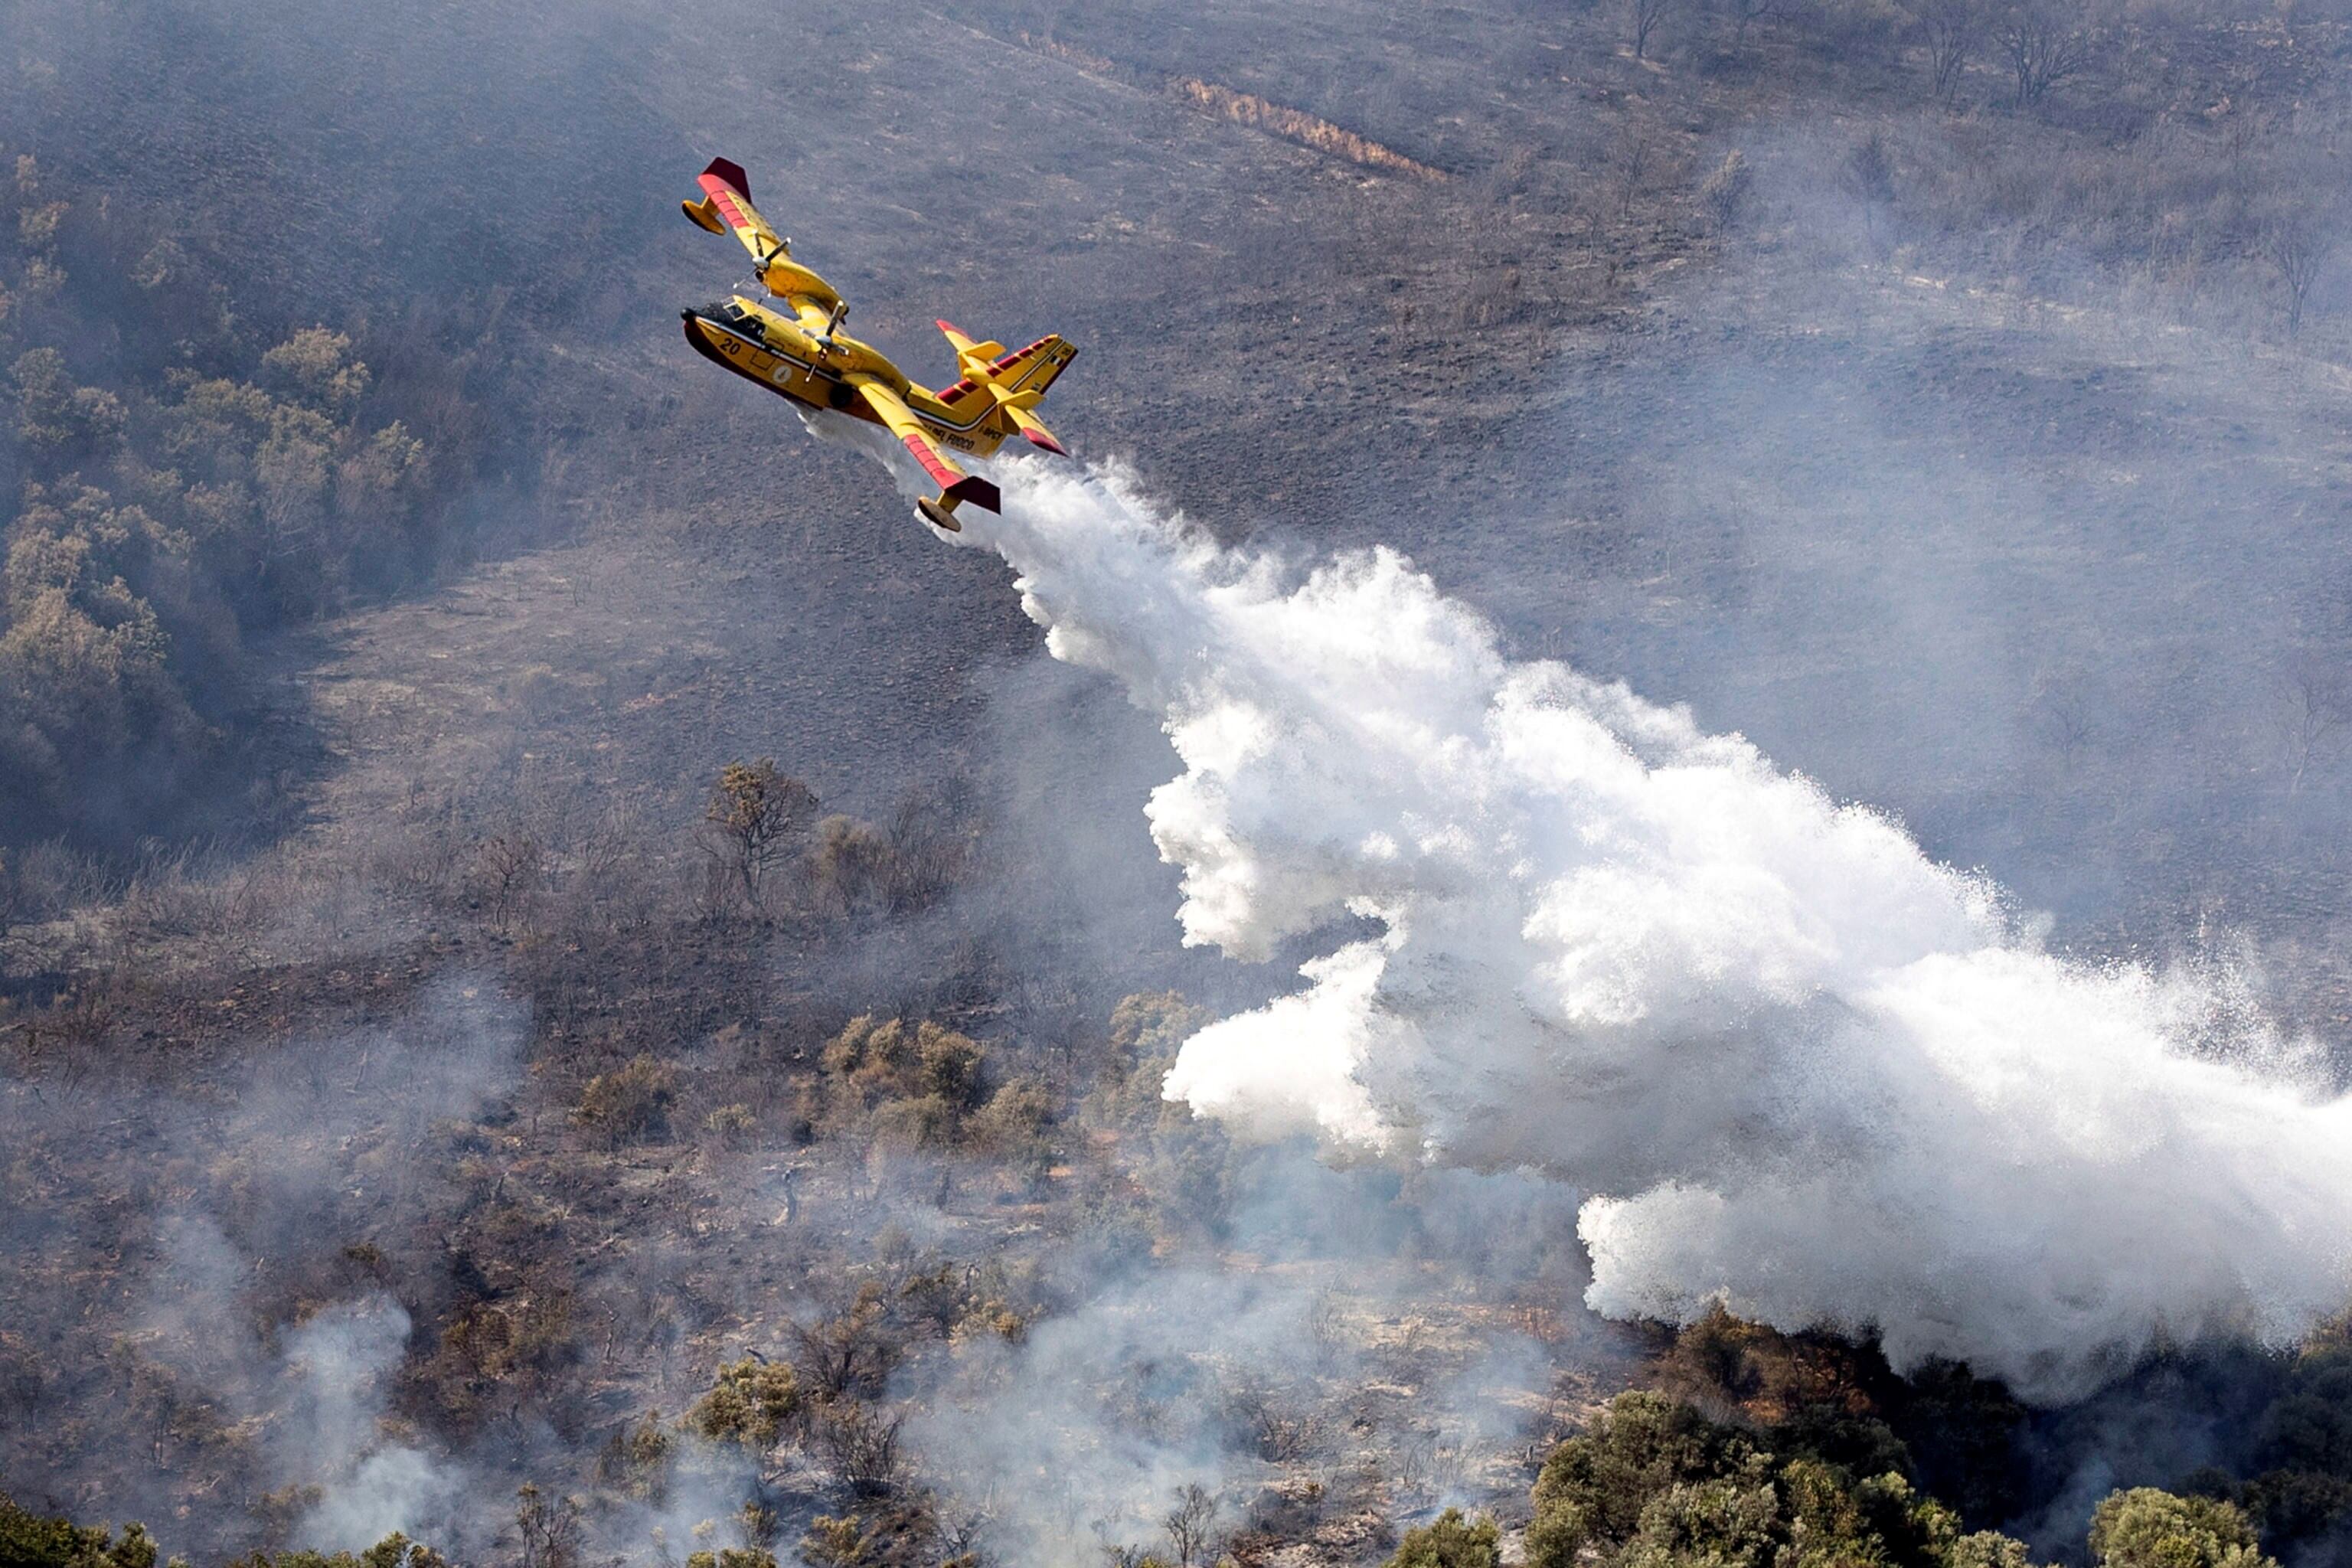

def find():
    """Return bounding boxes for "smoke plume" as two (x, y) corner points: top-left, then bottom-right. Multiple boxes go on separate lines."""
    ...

(888, 441), (2352, 1403)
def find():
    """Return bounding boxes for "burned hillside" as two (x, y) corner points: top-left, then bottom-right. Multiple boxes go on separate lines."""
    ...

(6, 2), (2352, 1567)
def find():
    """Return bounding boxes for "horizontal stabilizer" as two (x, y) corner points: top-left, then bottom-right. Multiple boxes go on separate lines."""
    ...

(1005, 404), (1067, 456)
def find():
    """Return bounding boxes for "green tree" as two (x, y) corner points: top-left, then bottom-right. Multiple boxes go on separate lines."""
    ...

(819, 1015), (991, 1146)
(574, 1054), (678, 1145)
(1387, 1509), (1500, 1568)
(0, 1493), (160, 1568)
(1528, 1392), (2037, 1568)
(2089, 1490), (2273, 1568)
(259, 326), (371, 409)
(225, 1536), (450, 1568)
(688, 1356), (805, 1450)
(10, 348), (125, 456)
(1531, 1391), (1751, 1567)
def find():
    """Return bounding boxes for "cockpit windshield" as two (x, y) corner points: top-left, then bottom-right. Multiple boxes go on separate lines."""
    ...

(707, 300), (766, 341)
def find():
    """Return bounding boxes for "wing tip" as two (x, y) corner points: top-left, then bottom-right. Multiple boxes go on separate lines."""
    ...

(701, 156), (750, 195)
(947, 475), (1002, 514)
(1022, 427), (1069, 456)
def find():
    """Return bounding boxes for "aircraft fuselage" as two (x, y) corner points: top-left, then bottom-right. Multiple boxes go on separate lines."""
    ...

(680, 297), (1008, 457)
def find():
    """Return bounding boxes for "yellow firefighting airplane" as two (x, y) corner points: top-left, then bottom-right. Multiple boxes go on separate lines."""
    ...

(679, 158), (1076, 531)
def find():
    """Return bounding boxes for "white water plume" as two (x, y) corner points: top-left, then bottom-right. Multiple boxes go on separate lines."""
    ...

(864, 432), (2352, 1402)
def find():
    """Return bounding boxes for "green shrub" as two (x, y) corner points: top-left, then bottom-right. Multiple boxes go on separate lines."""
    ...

(2089, 1490), (2272, 1568)
(1387, 1509), (1500, 1568)
(704, 1102), (757, 1148)
(688, 1357), (803, 1449)
(818, 1016), (991, 1146)
(0, 1493), (158, 1568)
(574, 1054), (677, 1144)
(1528, 1392), (2034, 1568)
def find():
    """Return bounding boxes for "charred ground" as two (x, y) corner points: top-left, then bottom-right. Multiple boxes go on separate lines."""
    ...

(5, 0), (2352, 1565)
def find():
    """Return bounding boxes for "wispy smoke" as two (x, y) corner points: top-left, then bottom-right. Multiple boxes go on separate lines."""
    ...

(281, 1297), (462, 1551)
(2, 974), (528, 1557)
(898, 445), (2352, 1403)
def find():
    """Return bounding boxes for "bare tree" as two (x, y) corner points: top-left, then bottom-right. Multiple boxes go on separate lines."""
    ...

(1629, 0), (1680, 60)
(2044, 691), (2095, 763)
(2281, 653), (2352, 795)
(816, 1403), (906, 1498)
(1164, 1484), (1221, 1568)
(2262, 201), (2344, 338)
(1841, 133), (1898, 250)
(513, 1484), (583, 1568)
(1723, 0), (1783, 48)
(44, 984), (118, 1095)
(702, 759), (818, 915)
(0, 848), (18, 968)
(1224, 1377), (1328, 1462)
(1913, 0), (1979, 100)
(1699, 149), (1754, 234)
(789, 1290), (900, 1399)
(1308, 1289), (1348, 1370)
(1998, 0), (2089, 109)
(472, 832), (543, 933)
(1394, 1428), (1436, 1502)
(1607, 115), (1669, 222)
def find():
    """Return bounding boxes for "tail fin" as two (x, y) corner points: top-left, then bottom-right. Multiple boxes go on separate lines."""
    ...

(935, 323), (1079, 453)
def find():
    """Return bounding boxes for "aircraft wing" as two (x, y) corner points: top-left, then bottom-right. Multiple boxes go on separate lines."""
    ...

(683, 158), (844, 325)
(683, 158), (786, 271)
(852, 380), (1001, 515)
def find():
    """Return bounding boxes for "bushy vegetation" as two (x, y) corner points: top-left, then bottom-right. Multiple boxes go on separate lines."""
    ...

(1528, 1390), (2021, 1568)
(2090, 1490), (2269, 1568)
(1525, 1390), (2287, 1568)
(691, 762), (972, 926)
(0, 1494), (164, 1568)
(573, 1054), (678, 1145)
(0, 1492), (451, 1568)
(2184, 1328), (2352, 1560)
(1383, 1508), (1499, 1568)
(688, 1357), (805, 1451)
(0, 148), (509, 851)
(812, 1014), (1049, 1164)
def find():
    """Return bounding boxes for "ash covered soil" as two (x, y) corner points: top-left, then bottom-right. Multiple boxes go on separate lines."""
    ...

(5, 0), (2352, 1562)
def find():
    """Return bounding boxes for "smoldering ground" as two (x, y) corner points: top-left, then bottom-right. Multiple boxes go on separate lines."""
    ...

(0, 976), (531, 1556)
(8, 0), (2352, 1562)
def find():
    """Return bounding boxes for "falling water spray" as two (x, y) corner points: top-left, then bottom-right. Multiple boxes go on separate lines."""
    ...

(833, 423), (2352, 1403)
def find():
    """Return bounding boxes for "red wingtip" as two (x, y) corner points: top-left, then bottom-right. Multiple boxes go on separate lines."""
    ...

(701, 157), (750, 196)
(936, 318), (962, 335)
(1023, 427), (1069, 456)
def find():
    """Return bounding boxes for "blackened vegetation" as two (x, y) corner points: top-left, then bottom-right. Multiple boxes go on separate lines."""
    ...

(1, 0), (2351, 1563)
